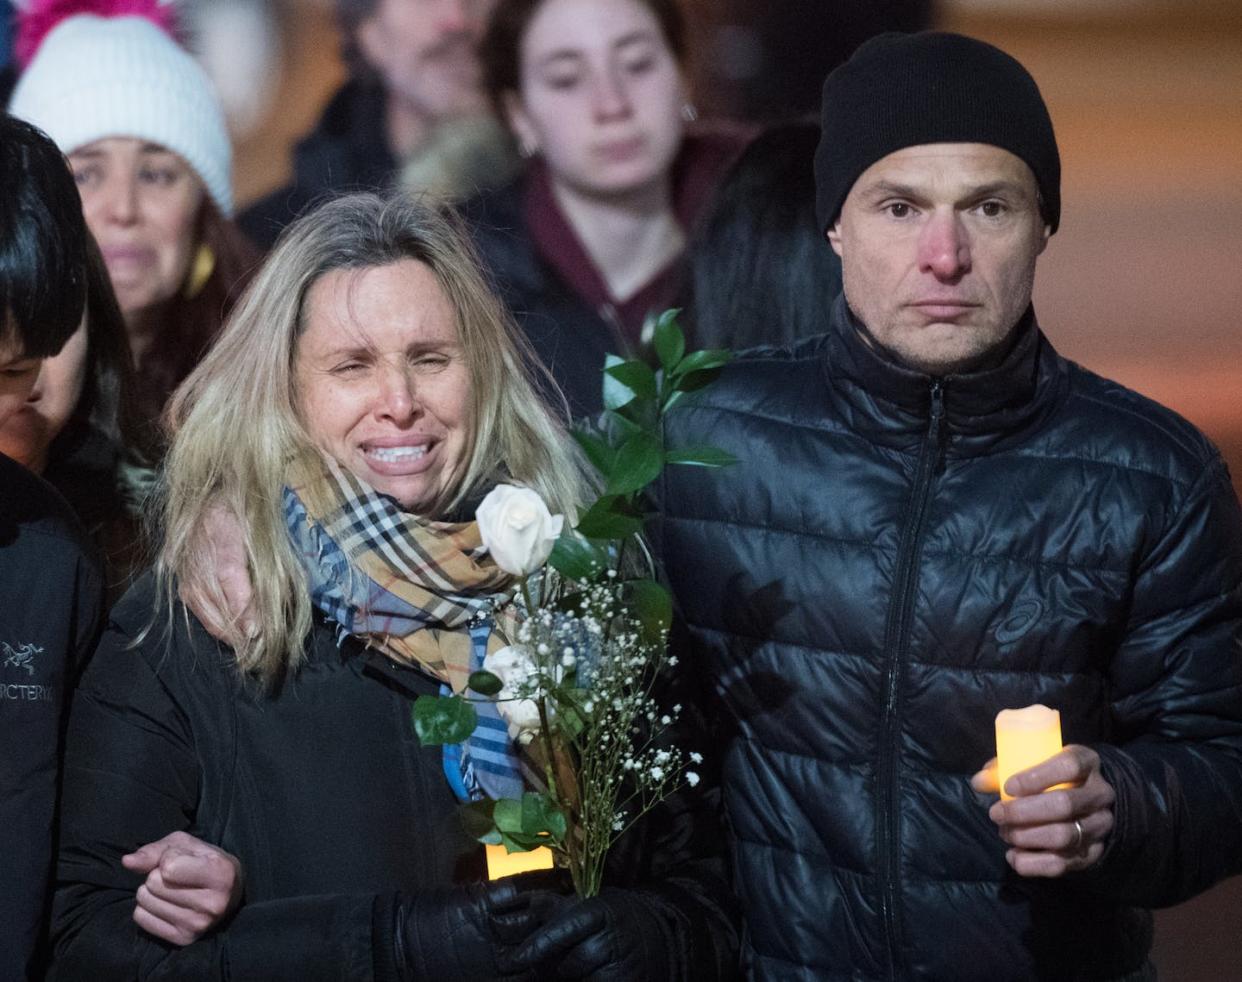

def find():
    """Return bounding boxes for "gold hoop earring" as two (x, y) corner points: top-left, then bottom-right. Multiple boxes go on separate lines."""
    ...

(183, 243), (215, 300)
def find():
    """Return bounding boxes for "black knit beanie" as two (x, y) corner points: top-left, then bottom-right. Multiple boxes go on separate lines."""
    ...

(814, 31), (1060, 235)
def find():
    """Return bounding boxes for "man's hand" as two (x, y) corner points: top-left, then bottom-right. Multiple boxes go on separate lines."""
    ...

(122, 831), (244, 946)
(971, 744), (1115, 877)
(178, 503), (256, 644)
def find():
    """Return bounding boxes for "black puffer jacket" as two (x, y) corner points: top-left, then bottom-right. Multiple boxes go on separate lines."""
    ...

(654, 296), (1242, 980)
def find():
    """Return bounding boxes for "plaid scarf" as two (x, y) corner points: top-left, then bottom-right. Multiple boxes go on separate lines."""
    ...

(283, 453), (527, 800)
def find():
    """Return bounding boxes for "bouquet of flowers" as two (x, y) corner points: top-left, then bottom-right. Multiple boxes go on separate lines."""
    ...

(412, 311), (732, 898)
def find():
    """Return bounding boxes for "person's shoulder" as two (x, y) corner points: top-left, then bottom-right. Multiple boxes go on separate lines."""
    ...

(1057, 360), (1224, 486)
(106, 572), (224, 659)
(90, 571), (243, 699)
(0, 452), (93, 554)
(686, 334), (832, 417)
(105, 570), (161, 634)
(459, 175), (527, 237)
(288, 78), (380, 166)
(458, 176), (540, 290)
(282, 79), (393, 203)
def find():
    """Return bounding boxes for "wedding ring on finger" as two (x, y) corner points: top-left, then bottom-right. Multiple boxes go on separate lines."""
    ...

(1071, 818), (1085, 853)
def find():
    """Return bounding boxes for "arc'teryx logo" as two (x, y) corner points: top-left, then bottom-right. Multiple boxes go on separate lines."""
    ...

(2, 642), (42, 675)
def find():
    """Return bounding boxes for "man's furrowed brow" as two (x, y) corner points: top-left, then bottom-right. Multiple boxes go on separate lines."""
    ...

(859, 180), (923, 202)
(966, 180), (1035, 199)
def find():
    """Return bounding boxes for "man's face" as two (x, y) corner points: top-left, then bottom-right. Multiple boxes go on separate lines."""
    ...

(828, 143), (1051, 376)
(0, 330), (43, 432)
(356, 0), (494, 123)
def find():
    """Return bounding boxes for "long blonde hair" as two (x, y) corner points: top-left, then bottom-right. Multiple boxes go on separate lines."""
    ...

(155, 193), (590, 683)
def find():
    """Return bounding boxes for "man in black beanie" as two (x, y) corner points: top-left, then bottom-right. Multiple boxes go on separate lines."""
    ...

(655, 30), (1242, 979)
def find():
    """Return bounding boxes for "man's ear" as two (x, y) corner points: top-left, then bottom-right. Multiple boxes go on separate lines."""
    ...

(826, 220), (845, 259)
(1036, 223), (1052, 256)
(502, 91), (538, 158)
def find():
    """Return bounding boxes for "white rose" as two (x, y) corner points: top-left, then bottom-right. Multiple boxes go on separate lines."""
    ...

(500, 691), (544, 744)
(483, 644), (552, 742)
(476, 484), (564, 576)
(482, 644), (535, 688)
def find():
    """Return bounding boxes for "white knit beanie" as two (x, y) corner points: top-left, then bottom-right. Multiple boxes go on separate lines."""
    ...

(8, 14), (234, 216)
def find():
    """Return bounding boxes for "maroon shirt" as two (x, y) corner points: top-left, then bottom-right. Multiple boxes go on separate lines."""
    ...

(522, 128), (750, 351)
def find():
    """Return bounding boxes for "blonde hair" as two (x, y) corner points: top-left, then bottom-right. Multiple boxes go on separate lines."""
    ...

(155, 193), (590, 683)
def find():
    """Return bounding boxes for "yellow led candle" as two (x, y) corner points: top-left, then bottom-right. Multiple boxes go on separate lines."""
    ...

(485, 844), (554, 880)
(995, 704), (1063, 801)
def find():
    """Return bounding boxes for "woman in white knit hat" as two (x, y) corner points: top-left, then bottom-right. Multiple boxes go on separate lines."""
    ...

(8, 0), (259, 443)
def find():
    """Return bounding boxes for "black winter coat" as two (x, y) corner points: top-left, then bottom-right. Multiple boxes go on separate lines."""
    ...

(239, 79), (396, 251)
(463, 179), (622, 420)
(0, 454), (103, 982)
(50, 575), (740, 979)
(654, 297), (1242, 980)
(49, 577), (477, 979)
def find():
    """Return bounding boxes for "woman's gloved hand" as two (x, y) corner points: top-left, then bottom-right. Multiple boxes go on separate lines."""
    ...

(388, 872), (570, 981)
(505, 887), (676, 981)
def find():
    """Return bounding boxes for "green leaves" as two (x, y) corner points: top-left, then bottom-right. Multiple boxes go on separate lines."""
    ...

(548, 530), (609, 581)
(671, 348), (731, 377)
(604, 359), (657, 405)
(411, 310), (738, 893)
(412, 694), (478, 746)
(468, 670), (504, 697)
(629, 579), (672, 645)
(606, 433), (664, 496)
(492, 792), (568, 851)
(571, 311), (736, 555)
(462, 799), (504, 845)
(575, 495), (645, 541)
(572, 430), (617, 477)
(651, 309), (685, 371)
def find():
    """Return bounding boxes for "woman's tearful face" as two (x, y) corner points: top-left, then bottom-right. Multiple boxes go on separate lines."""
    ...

(294, 260), (472, 513)
(69, 137), (205, 319)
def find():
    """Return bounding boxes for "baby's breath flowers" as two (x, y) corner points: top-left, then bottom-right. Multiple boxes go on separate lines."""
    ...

(489, 582), (695, 897)
(411, 311), (732, 897)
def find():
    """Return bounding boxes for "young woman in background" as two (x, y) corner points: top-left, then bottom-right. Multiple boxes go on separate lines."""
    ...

(9, 2), (258, 442)
(465, 0), (745, 417)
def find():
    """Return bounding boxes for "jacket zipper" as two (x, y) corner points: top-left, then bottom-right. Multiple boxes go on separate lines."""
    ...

(879, 379), (945, 980)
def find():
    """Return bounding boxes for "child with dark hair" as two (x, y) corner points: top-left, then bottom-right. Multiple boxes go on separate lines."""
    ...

(0, 228), (151, 602)
(0, 111), (105, 982)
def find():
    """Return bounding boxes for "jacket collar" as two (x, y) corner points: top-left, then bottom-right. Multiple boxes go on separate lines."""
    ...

(824, 293), (1068, 456)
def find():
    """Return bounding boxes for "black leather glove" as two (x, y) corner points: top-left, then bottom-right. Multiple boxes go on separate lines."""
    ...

(385, 873), (569, 981)
(505, 887), (676, 981)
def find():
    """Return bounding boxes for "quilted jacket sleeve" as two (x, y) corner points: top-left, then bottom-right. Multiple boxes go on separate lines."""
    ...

(48, 617), (382, 982)
(1089, 455), (1242, 907)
